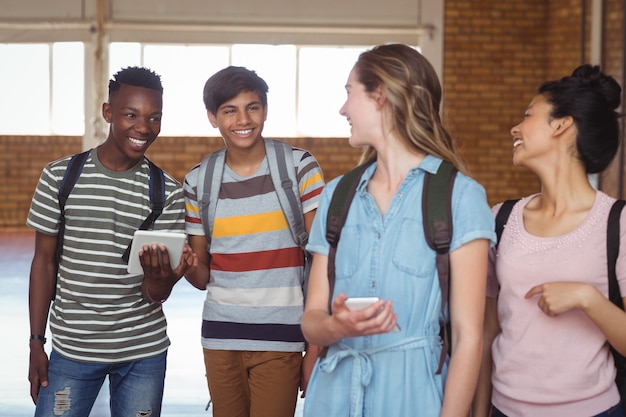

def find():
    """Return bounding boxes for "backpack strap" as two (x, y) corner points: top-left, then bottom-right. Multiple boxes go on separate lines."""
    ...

(266, 139), (308, 249)
(197, 149), (226, 252)
(422, 160), (457, 374)
(326, 161), (374, 312)
(265, 138), (311, 296)
(58, 151), (90, 214)
(495, 199), (520, 248)
(55, 150), (90, 298)
(607, 199), (626, 402)
(121, 158), (166, 262)
(608, 199), (626, 308)
(197, 140), (309, 269)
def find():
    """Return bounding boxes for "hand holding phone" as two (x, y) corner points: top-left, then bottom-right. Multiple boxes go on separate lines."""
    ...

(345, 297), (401, 332)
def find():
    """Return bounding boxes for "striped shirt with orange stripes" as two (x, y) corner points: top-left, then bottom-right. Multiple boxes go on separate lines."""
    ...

(184, 146), (324, 352)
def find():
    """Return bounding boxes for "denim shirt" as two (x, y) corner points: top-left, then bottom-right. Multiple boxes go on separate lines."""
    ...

(304, 155), (495, 417)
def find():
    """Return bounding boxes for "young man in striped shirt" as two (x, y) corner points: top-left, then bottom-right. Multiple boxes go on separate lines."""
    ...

(27, 66), (196, 417)
(184, 66), (325, 417)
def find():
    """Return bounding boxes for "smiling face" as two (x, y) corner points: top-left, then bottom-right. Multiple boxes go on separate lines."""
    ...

(510, 94), (557, 167)
(339, 68), (381, 148)
(101, 83), (162, 166)
(208, 90), (267, 151)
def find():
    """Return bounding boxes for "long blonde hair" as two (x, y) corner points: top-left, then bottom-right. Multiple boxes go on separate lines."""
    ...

(354, 44), (466, 174)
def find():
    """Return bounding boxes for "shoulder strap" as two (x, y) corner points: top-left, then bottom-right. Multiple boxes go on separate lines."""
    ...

(121, 158), (166, 262)
(56, 151), (90, 263)
(326, 161), (374, 312)
(607, 200), (626, 406)
(197, 149), (226, 250)
(58, 151), (90, 213)
(266, 139), (313, 299)
(54, 150), (90, 299)
(265, 138), (308, 249)
(422, 160), (457, 375)
(608, 199), (626, 309)
(495, 199), (520, 248)
(422, 161), (457, 318)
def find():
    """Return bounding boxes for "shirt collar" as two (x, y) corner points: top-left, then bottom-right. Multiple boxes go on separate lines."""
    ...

(356, 154), (444, 192)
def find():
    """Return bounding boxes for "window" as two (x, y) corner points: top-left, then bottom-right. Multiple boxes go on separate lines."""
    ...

(0, 42), (84, 135)
(110, 43), (369, 137)
(1, 42), (369, 137)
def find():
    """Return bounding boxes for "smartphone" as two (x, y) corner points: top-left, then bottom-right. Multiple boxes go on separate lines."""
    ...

(345, 297), (400, 332)
(345, 297), (381, 311)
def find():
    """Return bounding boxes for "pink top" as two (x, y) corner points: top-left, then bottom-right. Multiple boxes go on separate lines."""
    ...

(487, 191), (625, 417)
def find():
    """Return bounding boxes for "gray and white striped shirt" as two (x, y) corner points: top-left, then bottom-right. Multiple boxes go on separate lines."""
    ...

(27, 149), (185, 363)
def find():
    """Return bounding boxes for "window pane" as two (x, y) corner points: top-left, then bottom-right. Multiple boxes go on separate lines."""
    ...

(0, 44), (50, 134)
(143, 45), (229, 136)
(52, 42), (85, 135)
(109, 42), (142, 76)
(298, 47), (368, 137)
(232, 44), (296, 137)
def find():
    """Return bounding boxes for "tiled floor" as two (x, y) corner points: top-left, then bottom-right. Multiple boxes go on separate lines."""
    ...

(0, 231), (305, 417)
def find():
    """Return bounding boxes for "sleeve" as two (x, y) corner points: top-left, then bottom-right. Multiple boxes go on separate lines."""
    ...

(156, 173), (186, 234)
(183, 164), (205, 236)
(305, 175), (341, 256)
(294, 148), (325, 214)
(26, 160), (66, 235)
(449, 175), (497, 253)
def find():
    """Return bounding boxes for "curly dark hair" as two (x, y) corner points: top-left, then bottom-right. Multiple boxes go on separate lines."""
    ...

(108, 66), (163, 95)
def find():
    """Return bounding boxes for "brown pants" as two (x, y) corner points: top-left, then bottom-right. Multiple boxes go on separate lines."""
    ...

(203, 349), (302, 417)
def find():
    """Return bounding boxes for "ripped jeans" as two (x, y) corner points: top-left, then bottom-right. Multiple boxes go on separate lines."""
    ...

(34, 350), (167, 417)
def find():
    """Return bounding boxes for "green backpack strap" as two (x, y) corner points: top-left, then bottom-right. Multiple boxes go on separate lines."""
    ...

(326, 161), (374, 312)
(422, 160), (457, 374)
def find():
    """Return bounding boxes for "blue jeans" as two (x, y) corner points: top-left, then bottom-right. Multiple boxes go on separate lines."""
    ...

(34, 350), (167, 417)
(492, 403), (624, 417)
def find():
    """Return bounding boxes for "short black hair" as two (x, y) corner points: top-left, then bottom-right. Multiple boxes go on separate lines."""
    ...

(108, 66), (163, 95)
(202, 66), (268, 114)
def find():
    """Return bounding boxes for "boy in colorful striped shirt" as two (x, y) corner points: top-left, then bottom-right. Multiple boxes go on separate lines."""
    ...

(184, 66), (325, 417)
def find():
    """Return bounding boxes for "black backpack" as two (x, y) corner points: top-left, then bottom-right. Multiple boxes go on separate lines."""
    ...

(325, 160), (457, 373)
(54, 150), (166, 297)
(495, 198), (626, 411)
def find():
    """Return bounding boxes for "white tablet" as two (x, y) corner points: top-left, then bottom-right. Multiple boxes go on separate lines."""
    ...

(126, 230), (187, 274)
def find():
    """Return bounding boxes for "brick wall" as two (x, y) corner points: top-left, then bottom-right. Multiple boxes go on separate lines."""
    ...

(144, 136), (363, 186)
(0, 136), (82, 229)
(0, 135), (362, 229)
(600, 0), (625, 197)
(443, 0), (546, 204)
(1, 0), (624, 229)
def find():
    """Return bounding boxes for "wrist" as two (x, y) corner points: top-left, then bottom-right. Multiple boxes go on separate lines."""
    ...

(29, 334), (47, 345)
(145, 286), (168, 304)
(579, 284), (600, 312)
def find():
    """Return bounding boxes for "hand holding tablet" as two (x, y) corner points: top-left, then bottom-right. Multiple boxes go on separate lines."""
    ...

(127, 230), (187, 274)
